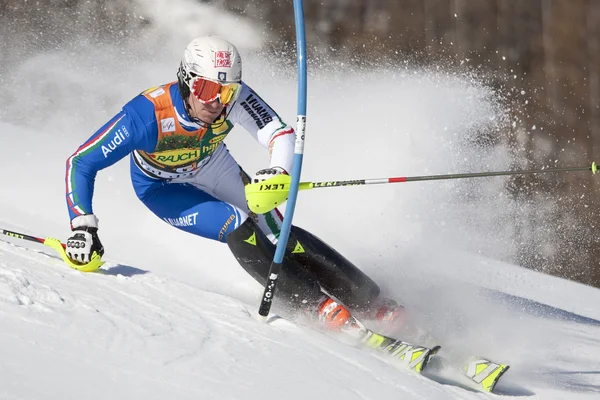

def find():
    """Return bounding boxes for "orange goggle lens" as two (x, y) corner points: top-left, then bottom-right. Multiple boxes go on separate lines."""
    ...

(191, 77), (241, 105)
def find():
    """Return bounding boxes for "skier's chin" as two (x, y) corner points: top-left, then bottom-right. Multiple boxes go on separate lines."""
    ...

(195, 111), (221, 125)
(192, 113), (221, 125)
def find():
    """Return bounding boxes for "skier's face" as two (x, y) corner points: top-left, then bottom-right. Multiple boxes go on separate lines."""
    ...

(187, 94), (225, 123)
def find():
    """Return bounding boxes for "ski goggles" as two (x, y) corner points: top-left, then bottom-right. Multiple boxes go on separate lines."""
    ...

(191, 76), (241, 105)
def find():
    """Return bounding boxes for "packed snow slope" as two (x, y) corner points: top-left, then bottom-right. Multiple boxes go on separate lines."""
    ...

(1, 2), (600, 399)
(1, 236), (599, 400)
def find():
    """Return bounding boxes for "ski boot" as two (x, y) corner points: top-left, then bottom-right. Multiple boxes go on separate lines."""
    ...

(371, 297), (407, 334)
(316, 295), (439, 373)
(316, 295), (370, 340)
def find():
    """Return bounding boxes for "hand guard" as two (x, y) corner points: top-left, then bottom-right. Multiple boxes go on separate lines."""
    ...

(252, 167), (288, 184)
(67, 214), (104, 264)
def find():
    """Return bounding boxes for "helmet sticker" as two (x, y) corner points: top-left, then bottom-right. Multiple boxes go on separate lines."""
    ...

(214, 51), (232, 68)
(218, 72), (227, 81)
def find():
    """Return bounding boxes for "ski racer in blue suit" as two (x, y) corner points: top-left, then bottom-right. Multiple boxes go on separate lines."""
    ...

(64, 36), (403, 334)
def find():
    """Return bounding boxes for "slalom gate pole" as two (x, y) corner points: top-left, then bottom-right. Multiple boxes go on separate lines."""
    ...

(257, 0), (307, 318)
(0, 228), (104, 272)
(245, 162), (598, 214)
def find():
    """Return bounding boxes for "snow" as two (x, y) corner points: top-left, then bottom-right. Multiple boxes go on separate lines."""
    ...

(1, 2), (600, 399)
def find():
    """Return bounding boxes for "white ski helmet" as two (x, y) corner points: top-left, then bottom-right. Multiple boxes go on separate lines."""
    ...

(177, 36), (242, 102)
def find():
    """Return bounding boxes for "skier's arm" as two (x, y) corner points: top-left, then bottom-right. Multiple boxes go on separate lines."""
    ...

(229, 83), (294, 173)
(65, 98), (157, 223)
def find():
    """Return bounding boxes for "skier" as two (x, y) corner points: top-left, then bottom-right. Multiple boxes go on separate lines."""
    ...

(64, 36), (402, 334)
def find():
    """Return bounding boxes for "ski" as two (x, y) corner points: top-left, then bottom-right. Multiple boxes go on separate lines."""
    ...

(266, 313), (441, 374)
(378, 315), (511, 392)
(361, 329), (441, 373)
(464, 358), (510, 393)
(266, 313), (509, 392)
(334, 313), (442, 374)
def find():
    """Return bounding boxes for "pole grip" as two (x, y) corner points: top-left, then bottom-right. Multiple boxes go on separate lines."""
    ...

(1, 228), (102, 272)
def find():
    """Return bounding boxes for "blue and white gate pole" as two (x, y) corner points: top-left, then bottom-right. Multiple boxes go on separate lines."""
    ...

(258, 0), (307, 317)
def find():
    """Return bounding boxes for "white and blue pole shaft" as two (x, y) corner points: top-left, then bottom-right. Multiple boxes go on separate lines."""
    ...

(258, 0), (307, 317)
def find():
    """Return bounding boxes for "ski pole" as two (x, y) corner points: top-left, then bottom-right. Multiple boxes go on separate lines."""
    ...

(245, 162), (598, 214)
(0, 228), (104, 272)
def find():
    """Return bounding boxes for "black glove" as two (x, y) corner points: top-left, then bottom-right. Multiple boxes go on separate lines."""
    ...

(252, 167), (288, 184)
(66, 214), (104, 264)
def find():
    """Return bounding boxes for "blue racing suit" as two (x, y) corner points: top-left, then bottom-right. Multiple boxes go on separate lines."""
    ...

(65, 82), (295, 242)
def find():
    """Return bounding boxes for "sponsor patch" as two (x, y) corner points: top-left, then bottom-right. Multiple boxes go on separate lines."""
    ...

(150, 149), (201, 167)
(244, 232), (257, 246)
(209, 134), (226, 144)
(161, 118), (176, 133)
(240, 93), (273, 129)
(149, 88), (165, 98)
(218, 214), (236, 241)
(101, 127), (129, 158)
(214, 51), (232, 68)
(163, 212), (199, 227)
(218, 72), (227, 81)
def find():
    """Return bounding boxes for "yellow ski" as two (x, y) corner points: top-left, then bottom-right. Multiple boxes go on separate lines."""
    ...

(464, 358), (510, 392)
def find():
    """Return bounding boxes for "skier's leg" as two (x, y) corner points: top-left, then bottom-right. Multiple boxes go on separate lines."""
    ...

(131, 176), (244, 241)
(130, 151), (323, 311)
(170, 145), (398, 319)
(192, 148), (384, 313)
(285, 226), (381, 312)
(225, 217), (323, 310)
